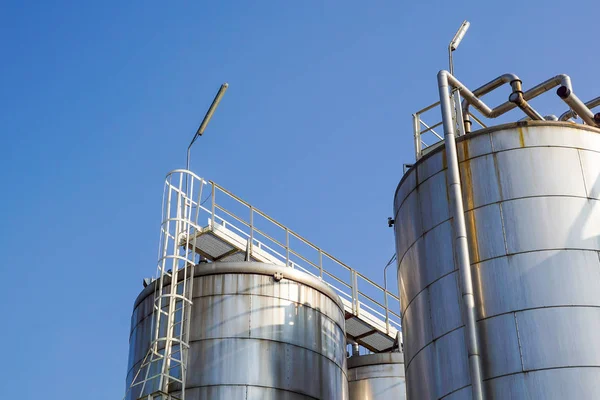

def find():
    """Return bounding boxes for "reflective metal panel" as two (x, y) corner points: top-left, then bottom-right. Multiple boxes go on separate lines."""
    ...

(419, 171), (450, 233)
(459, 154), (501, 211)
(423, 220), (455, 286)
(394, 123), (600, 399)
(486, 367), (600, 400)
(416, 150), (444, 184)
(402, 289), (432, 364)
(405, 344), (436, 400)
(477, 313), (522, 379)
(516, 307), (600, 371)
(428, 272), (462, 340)
(503, 197), (600, 254)
(398, 237), (426, 309)
(464, 204), (506, 263)
(456, 131), (492, 161)
(496, 147), (586, 199)
(126, 262), (348, 400)
(490, 124), (600, 153)
(578, 149), (600, 199)
(434, 328), (470, 399)
(474, 250), (600, 319)
(347, 353), (406, 400)
(394, 189), (423, 260)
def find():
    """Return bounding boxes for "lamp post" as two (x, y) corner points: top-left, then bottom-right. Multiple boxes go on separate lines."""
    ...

(186, 83), (229, 171)
(448, 21), (470, 136)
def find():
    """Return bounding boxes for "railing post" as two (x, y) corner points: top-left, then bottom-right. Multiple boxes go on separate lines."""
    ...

(285, 228), (290, 267)
(384, 290), (390, 335)
(352, 270), (360, 317)
(319, 250), (323, 279)
(383, 258), (393, 335)
(210, 183), (215, 229)
(249, 206), (254, 257)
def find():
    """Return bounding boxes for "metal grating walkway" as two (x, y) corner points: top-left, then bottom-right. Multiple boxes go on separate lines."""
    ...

(170, 169), (402, 353)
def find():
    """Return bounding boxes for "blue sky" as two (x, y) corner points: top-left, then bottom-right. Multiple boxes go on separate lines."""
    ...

(0, 1), (597, 398)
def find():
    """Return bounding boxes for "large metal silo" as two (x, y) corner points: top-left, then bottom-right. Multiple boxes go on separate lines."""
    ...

(394, 120), (600, 399)
(126, 261), (349, 400)
(347, 352), (406, 399)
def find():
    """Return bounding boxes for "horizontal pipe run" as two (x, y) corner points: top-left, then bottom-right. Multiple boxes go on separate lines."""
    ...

(461, 74), (520, 133)
(462, 74), (572, 133)
(557, 86), (598, 127)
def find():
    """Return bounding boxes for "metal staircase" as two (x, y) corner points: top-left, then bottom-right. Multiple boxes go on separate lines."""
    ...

(127, 169), (402, 400)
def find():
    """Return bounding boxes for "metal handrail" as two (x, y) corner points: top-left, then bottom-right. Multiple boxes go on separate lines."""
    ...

(414, 105), (487, 159)
(167, 170), (401, 336)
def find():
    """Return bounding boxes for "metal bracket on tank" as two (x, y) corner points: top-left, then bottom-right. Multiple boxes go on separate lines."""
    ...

(273, 272), (283, 282)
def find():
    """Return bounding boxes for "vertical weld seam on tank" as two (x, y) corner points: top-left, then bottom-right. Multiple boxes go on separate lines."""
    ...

(438, 70), (485, 400)
(576, 149), (589, 198)
(513, 312), (525, 372)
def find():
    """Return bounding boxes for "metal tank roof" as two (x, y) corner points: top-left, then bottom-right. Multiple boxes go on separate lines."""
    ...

(134, 261), (345, 311)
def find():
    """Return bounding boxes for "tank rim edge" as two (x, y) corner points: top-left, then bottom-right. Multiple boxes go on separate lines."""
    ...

(393, 120), (600, 207)
(133, 261), (346, 312)
(347, 352), (405, 369)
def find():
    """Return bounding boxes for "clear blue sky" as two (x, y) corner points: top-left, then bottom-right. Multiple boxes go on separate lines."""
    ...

(0, 1), (597, 398)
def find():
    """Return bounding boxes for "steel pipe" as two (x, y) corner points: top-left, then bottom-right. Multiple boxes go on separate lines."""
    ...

(559, 96), (600, 121)
(461, 74), (519, 133)
(463, 74), (572, 133)
(437, 70), (484, 400)
(508, 79), (545, 121)
(557, 86), (599, 127)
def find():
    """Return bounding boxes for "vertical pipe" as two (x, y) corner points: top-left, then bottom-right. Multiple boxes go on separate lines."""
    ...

(438, 70), (484, 400)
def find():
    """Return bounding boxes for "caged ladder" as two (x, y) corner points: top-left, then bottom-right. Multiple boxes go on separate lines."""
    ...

(126, 173), (206, 400)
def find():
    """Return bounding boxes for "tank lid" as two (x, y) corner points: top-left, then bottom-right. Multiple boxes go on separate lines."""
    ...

(134, 261), (345, 311)
(347, 352), (404, 369)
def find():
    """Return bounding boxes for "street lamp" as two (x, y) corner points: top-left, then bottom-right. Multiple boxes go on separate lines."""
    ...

(449, 20), (470, 75)
(448, 21), (470, 135)
(186, 83), (229, 170)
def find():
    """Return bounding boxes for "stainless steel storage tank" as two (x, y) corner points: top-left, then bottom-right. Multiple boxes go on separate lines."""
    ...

(126, 261), (349, 400)
(394, 121), (600, 399)
(347, 352), (406, 399)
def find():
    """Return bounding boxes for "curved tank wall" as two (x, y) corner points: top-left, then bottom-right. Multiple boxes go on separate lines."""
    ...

(126, 261), (349, 400)
(347, 352), (406, 399)
(393, 121), (600, 400)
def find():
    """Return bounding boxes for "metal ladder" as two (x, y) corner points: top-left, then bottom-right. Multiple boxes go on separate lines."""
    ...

(126, 174), (205, 400)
